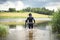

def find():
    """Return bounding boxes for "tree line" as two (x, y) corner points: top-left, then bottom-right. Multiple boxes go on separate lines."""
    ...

(22, 7), (54, 15)
(0, 7), (54, 15)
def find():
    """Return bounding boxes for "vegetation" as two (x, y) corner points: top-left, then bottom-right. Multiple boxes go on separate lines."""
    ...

(57, 34), (60, 40)
(51, 10), (60, 40)
(0, 7), (54, 15)
(22, 7), (54, 15)
(9, 8), (16, 12)
(0, 24), (9, 37)
(0, 20), (48, 25)
(0, 12), (50, 19)
(52, 10), (60, 34)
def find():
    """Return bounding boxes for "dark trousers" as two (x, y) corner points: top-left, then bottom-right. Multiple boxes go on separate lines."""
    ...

(28, 24), (33, 29)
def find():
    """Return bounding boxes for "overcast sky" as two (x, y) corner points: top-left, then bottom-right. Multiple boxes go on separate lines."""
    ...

(0, 0), (60, 11)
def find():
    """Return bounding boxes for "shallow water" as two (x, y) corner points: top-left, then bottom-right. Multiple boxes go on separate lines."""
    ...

(0, 25), (53, 40)
(0, 18), (51, 22)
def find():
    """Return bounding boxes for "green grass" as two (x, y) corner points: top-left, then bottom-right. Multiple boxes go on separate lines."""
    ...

(0, 24), (9, 37)
(0, 20), (49, 25)
(0, 12), (51, 19)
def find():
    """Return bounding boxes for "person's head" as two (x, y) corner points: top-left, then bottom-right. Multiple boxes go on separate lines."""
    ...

(29, 13), (32, 17)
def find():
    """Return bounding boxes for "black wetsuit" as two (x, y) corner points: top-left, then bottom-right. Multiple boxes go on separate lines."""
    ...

(25, 17), (35, 29)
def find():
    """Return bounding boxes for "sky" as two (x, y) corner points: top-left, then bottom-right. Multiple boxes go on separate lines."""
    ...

(0, 0), (60, 11)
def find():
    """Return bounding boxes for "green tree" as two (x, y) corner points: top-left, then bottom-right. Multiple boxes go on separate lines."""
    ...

(21, 7), (54, 15)
(9, 8), (16, 12)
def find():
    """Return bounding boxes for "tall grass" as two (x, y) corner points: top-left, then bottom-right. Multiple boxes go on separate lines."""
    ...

(52, 10), (60, 40)
(0, 24), (9, 37)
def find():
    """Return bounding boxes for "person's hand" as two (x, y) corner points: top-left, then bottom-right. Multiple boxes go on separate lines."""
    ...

(25, 22), (26, 28)
(33, 23), (35, 24)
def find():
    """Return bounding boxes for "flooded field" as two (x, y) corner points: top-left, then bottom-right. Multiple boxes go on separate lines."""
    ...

(0, 18), (57, 40)
(0, 22), (53, 40)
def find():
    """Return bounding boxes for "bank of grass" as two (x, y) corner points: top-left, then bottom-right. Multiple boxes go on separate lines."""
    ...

(0, 20), (48, 25)
(0, 12), (51, 19)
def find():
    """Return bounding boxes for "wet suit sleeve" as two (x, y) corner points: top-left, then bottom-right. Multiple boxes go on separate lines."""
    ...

(25, 17), (29, 28)
(33, 17), (35, 23)
(25, 17), (29, 23)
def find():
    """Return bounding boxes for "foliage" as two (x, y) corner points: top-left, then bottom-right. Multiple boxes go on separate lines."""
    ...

(0, 25), (9, 37)
(0, 7), (54, 15)
(9, 8), (16, 12)
(52, 10), (60, 34)
(22, 7), (54, 15)
(57, 34), (60, 40)
(0, 12), (50, 19)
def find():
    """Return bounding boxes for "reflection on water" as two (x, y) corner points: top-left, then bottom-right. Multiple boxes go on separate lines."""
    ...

(5, 22), (51, 40)
(29, 30), (33, 40)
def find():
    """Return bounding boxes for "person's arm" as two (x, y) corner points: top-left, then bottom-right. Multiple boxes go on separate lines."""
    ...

(25, 18), (28, 28)
(34, 19), (35, 24)
(25, 17), (28, 23)
(33, 17), (35, 24)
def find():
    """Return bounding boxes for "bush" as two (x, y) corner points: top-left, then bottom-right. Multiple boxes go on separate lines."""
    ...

(57, 34), (60, 40)
(0, 25), (9, 37)
(9, 8), (16, 12)
(52, 10), (60, 33)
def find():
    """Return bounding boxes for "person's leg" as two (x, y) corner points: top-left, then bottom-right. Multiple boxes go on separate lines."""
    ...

(28, 24), (30, 29)
(31, 24), (33, 29)
(28, 24), (33, 29)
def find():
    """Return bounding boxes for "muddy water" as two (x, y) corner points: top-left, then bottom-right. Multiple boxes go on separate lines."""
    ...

(0, 24), (53, 40)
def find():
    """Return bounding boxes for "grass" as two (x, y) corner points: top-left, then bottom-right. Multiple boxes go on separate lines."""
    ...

(0, 12), (50, 19)
(0, 20), (49, 25)
(0, 24), (9, 37)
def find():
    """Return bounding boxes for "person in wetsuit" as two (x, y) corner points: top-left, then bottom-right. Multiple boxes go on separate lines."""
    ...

(25, 13), (35, 29)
